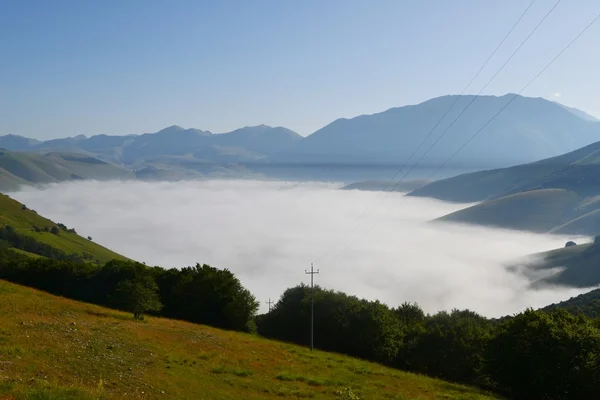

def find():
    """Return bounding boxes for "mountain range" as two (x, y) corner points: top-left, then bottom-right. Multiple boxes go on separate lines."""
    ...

(1, 94), (599, 187)
(270, 94), (600, 170)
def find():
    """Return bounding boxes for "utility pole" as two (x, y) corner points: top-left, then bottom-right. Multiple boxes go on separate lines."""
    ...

(305, 263), (319, 351)
(266, 297), (274, 313)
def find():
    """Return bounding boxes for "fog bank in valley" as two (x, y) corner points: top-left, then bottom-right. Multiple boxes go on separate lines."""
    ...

(10, 180), (593, 316)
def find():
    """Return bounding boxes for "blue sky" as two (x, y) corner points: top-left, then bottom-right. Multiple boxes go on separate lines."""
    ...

(1, 0), (599, 139)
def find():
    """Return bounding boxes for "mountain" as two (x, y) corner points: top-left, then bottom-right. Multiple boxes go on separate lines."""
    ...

(556, 103), (599, 122)
(0, 134), (41, 150)
(269, 94), (600, 170)
(1, 125), (302, 167)
(0, 149), (132, 190)
(4, 95), (599, 184)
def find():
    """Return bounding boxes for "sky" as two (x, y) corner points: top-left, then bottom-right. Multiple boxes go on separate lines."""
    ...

(8, 179), (594, 316)
(1, 0), (599, 139)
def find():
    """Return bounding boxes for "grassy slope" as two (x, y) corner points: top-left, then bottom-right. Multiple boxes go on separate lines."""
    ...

(434, 189), (581, 232)
(409, 140), (600, 203)
(527, 242), (600, 287)
(0, 150), (131, 191)
(550, 209), (600, 236)
(0, 193), (126, 264)
(0, 280), (501, 400)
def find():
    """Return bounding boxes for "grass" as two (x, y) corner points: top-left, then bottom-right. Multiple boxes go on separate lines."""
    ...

(435, 189), (581, 233)
(550, 209), (600, 236)
(528, 242), (600, 287)
(0, 280), (502, 400)
(0, 192), (127, 264)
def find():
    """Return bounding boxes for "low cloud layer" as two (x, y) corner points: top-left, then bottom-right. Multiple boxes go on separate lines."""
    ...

(9, 180), (593, 317)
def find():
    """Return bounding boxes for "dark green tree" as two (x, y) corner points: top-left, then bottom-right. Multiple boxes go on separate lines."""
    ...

(486, 308), (600, 400)
(399, 309), (492, 385)
(114, 275), (163, 320)
(165, 263), (259, 331)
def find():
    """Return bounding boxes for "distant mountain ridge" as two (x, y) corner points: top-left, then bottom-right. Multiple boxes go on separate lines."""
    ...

(2, 94), (600, 186)
(269, 94), (600, 170)
(0, 124), (302, 166)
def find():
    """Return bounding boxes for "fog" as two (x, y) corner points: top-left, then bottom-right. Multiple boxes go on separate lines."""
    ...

(9, 180), (593, 317)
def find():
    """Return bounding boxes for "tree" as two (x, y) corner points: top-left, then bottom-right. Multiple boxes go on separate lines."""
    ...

(486, 309), (600, 400)
(114, 275), (163, 320)
(400, 309), (492, 386)
(257, 285), (403, 363)
(50, 226), (60, 235)
(164, 263), (259, 331)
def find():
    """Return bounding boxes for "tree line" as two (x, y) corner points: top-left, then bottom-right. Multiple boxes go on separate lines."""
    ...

(1, 238), (600, 399)
(0, 248), (258, 332)
(257, 285), (600, 400)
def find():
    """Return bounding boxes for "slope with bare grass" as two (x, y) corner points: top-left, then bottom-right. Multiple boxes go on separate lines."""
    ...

(0, 192), (126, 264)
(0, 280), (501, 400)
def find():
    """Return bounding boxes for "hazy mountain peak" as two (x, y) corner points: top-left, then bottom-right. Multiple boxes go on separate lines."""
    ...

(154, 125), (212, 137)
(554, 103), (599, 122)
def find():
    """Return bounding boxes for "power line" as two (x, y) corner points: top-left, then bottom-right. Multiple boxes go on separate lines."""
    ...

(431, 10), (600, 177)
(305, 263), (319, 351)
(382, 0), (561, 197)
(321, 6), (599, 265)
(314, 0), (539, 263)
(266, 297), (274, 313)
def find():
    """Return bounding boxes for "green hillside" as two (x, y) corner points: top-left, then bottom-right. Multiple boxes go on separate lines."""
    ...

(550, 209), (600, 236)
(435, 189), (581, 232)
(409, 140), (600, 203)
(0, 150), (132, 191)
(525, 241), (600, 288)
(544, 286), (600, 318)
(0, 280), (500, 400)
(0, 192), (126, 264)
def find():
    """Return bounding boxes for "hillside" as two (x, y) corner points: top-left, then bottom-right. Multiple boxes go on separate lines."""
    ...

(0, 192), (126, 264)
(434, 189), (581, 232)
(340, 179), (430, 193)
(269, 94), (600, 170)
(0, 280), (500, 400)
(0, 149), (132, 191)
(523, 241), (600, 288)
(408, 137), (600, 236)
(409, 140), (600, 203)
(544, 286), (600, 318)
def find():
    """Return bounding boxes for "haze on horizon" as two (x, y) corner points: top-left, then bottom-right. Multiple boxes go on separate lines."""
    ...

(8, 180), (595, 316)
(1, 0), (600, 139)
